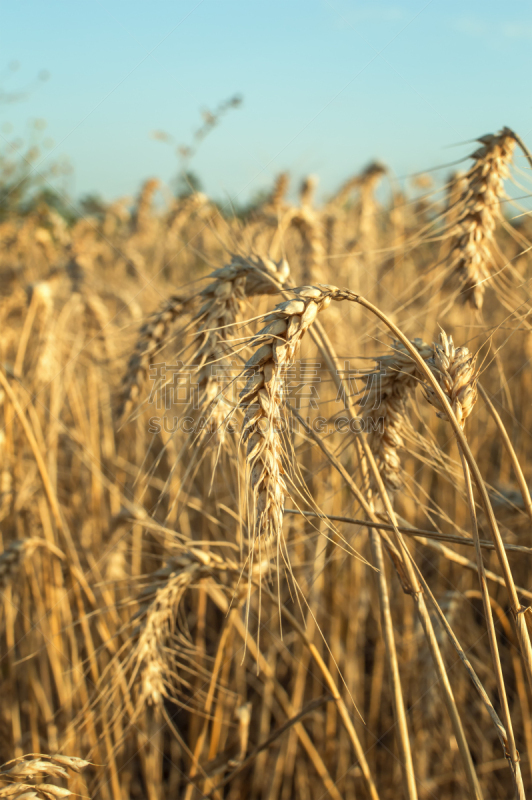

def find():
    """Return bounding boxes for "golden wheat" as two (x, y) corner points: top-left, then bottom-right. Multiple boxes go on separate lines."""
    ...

(1, 124), (532, 800)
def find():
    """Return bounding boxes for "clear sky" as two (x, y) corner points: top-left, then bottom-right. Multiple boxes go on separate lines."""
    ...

(1, 0), (531, 206)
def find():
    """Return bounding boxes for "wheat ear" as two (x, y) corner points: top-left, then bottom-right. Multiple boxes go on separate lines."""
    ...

(357, 162), (386, 252)
(447, 127), (515, 310)
(268, 172), (290, 213)
(0, 754), (89, 799)
(118, 294), (190, 422)
(360, 339), (432, 490)
(240, 285), (337, 550)
(299, 175), (318, 209)
(273, 206), (325, 285)
(422, 330), (478, 428)
(135, 177), (159, 234)
(181, 254), (290, 443)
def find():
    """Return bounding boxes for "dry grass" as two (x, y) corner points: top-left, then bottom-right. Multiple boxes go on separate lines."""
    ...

(2, 127), (532, 799)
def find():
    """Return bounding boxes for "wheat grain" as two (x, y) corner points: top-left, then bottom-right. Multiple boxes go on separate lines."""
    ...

(422, 330), (478, 428)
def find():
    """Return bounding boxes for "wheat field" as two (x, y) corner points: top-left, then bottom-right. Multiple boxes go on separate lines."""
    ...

(2, 127), (532, 800)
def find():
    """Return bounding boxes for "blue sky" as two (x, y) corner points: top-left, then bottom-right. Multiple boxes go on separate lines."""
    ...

(1, 0), (531, 205)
